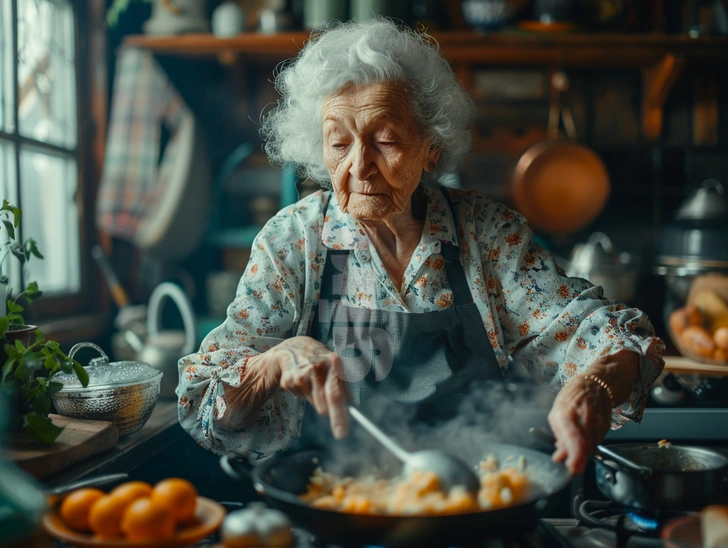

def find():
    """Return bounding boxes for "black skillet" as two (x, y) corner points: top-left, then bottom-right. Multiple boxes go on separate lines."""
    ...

(220, 443), (571, 548)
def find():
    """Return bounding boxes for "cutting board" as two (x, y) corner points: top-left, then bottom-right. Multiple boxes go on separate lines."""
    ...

(8, 415), (119, 479)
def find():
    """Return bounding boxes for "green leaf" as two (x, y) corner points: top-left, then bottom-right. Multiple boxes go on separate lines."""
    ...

(3, 344), (21, 360)
(2, 358), (16, 382)
(1, 220), (14, 240)
(0, 317), (8, 338)
(44, 340), (60, 352)
(32, 391), (52, 417)
(13, 360), (30, 383)
(7, 300), (23, 314)
(59, 359), (73, 374)
(72, 361), (89, 388)
(24, 415), (64, 445)
(6, 313), (23, 327)
(13, 338), (26, 352)
(26, 239), (43, 260)
(9, 241), (25, 264)
(48, 381), (64, 394)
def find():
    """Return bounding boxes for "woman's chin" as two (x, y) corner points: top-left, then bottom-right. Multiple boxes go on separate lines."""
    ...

(348, 194), (393, 221)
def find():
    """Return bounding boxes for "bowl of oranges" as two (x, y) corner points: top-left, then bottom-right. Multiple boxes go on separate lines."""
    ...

(43, 477), (225, 547)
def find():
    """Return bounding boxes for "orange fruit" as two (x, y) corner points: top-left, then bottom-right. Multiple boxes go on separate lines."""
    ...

(120, 497), (176, 541)
(109, 481), (153, 502)
(151, 478), (198, 524)
(88, 494), (129, 539)
(59, 488), (105, 532)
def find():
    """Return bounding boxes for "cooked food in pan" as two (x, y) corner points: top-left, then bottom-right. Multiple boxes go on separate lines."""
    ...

(299, 455), (530, 515)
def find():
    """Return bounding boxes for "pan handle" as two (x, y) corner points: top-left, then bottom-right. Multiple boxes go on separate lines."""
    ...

(220, 454), (253, 482)
(220, 454), (267, 496)
(529, 427), (652, 477)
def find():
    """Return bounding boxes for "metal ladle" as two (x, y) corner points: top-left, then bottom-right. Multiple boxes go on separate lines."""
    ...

(348, 406), (480, 493)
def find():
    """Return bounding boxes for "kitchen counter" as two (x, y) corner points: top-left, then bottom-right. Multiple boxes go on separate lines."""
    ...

(42, 400), (185, 489)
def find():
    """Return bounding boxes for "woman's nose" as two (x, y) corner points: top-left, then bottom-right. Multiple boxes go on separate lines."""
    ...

(349, 143), (377, 181)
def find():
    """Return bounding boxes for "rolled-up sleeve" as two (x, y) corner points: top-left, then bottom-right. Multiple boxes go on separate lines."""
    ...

(176, 201), (322, 458)
(485, 212), (665, 427)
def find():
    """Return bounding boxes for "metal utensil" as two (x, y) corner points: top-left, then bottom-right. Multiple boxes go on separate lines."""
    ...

(348, 406), (480, 493)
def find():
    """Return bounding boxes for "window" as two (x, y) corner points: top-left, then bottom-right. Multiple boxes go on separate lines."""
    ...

(1, 0), (95, 321)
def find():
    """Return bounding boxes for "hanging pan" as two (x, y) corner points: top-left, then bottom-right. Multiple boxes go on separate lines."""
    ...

(512, 71), (610, 235)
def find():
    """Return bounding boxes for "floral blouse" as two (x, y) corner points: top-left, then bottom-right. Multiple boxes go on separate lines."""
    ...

(177, 186), (665, 459)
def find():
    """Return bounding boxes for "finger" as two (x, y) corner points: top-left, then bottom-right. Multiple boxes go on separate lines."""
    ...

(551, 445), (567, 464)
(549, 408), (587, 475)
(280, 364), (312, 399)
(310, 362), (330, 416)
(326, 353), (349, 439)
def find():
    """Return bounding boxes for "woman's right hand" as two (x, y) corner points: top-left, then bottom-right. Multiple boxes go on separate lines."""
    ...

(271, 336), (349, 439)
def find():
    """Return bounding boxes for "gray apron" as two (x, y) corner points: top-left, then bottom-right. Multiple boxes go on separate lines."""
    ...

(301, 187), (503, 447)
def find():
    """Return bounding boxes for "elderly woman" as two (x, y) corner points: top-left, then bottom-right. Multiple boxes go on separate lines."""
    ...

(177, 19), (664, 475)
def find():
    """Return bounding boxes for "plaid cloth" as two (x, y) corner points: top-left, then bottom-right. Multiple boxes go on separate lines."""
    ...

(96, 47), (190, 241)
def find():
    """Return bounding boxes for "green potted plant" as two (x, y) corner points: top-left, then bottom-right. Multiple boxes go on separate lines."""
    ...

(0, 200), (88, 444)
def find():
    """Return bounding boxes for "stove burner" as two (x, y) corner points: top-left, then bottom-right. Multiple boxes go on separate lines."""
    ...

(575, 496), (695, 548)
(625, 512), (659, 532)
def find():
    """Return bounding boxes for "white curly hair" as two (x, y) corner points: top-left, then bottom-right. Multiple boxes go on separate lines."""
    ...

(260, 18), (476, 187)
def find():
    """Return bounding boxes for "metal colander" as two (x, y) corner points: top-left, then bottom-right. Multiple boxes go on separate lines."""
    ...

(52, 342), (162, 436)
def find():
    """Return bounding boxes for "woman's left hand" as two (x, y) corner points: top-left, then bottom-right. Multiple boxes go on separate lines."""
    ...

(547, 376), (612, 475)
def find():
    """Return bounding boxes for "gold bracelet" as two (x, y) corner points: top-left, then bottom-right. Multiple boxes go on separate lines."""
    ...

(582, 374), (615, 409)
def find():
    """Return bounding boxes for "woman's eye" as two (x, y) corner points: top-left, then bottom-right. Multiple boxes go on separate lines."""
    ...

(377, 141), (395, 147)
(331, 143), (347, 151)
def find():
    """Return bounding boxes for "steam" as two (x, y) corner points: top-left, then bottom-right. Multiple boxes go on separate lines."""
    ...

(302, 377), (558, 477)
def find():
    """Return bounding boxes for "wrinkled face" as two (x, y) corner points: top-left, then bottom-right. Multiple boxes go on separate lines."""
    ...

(322, 82), (439, 222)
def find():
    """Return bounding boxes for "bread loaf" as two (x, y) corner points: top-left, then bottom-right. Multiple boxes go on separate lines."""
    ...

(701, 505), (728, 548)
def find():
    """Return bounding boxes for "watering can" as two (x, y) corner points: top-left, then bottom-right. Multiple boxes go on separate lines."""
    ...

(125, 282), (197, 399)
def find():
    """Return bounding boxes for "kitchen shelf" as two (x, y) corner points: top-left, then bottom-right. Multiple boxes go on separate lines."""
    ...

(124, 31), (727, 139)
(123, 31), (728, 67)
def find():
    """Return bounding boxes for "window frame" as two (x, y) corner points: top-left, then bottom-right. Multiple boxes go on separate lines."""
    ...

(1, 0), (107, 328)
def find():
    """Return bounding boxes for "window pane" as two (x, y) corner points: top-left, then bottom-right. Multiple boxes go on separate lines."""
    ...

(19, 147), (79, 295)
(0, 139), (20, 294)
(17, 0), (77, 148)
(0, 0), (13, 131)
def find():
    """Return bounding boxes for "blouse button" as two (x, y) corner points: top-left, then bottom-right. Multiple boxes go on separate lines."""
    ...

(359, 249), (371, 263)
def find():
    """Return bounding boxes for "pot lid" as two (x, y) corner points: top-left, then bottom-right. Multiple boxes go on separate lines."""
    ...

(675, 179), (728, 221)
(54, 342), (161, 391)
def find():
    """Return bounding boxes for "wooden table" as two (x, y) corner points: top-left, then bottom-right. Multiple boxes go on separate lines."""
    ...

(42, 400), (185, 489)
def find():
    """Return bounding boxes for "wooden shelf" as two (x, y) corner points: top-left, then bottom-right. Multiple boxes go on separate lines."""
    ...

(124, 31), (728, 67)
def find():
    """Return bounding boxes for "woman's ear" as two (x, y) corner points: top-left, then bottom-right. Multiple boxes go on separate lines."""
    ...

(425, 143), (442, 172)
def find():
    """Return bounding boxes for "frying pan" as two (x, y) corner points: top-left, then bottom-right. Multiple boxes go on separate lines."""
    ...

(594, 443), (728, 511)
(512, 71), (610, 235)
(220, 444), (571, 547)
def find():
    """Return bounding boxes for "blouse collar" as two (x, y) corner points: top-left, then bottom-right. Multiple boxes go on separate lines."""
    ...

(320, 185), (458, 251)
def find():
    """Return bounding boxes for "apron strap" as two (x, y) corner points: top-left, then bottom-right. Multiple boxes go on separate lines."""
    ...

(439, 187), (474, 306)
(317, 191), (349, 302)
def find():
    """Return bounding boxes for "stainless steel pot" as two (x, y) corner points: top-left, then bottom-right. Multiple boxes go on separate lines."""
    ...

(655, 179), (728, 277)
(594, 442), (728, 510)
